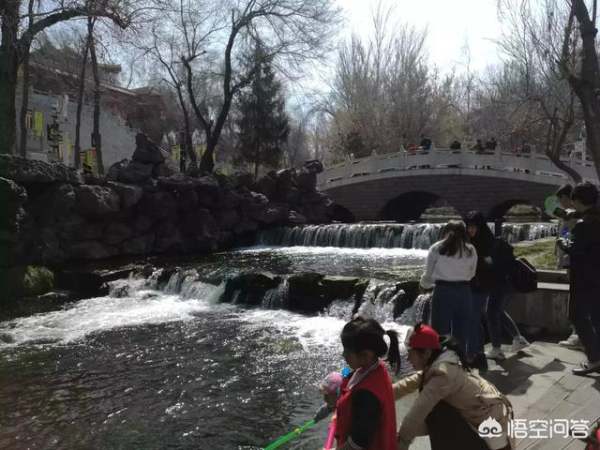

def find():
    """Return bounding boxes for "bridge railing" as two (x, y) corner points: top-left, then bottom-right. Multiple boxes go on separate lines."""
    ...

(319, 148), (598, 186)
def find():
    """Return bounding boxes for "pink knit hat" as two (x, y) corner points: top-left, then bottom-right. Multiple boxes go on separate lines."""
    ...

(321, 372), (344, 395)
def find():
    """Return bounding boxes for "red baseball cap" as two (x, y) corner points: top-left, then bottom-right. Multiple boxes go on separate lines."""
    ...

(407, 324), (441, 350)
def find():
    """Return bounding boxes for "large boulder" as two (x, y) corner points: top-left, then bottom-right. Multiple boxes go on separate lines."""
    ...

(295, 169), (317, 192)
(214, 209), (240, 230)
(157, 174), (202, 192)
(29, 183), (76, 222)
(0, 155), (82, 184)
(66, 240), (115, 260)
(0, 265), (54, 299)
(138, 191), (176, 219)
(177, 190), (199, 213)
(117, 161), (153, 184)
(152, 162), (174, 178)
(132, 133), (166, 165)
(153, 221), (184, 253)
(254, 173), (278, 198)
(303, 159), (324, 174)
(106, 181), (143, 209)
(288, 210), (307, 224)
(104, 222), (134, 245)
(180, 209), (218, 238)
(106, 159), (129, 181)
(0, 177), (27, 231)
(252, 204), (289, 225)
(75, 185), (120, 217)
(121, 233), (155, 255)
(221, 272), (281, 306)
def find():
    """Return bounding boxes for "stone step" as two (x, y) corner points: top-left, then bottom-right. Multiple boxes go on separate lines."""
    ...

(537, 269), (569, 284)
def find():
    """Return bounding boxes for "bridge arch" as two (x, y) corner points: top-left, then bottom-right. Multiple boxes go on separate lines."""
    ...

(379, 191), (441, 222)
(331, 204), (356, 223)
(488, 199), (537, 220)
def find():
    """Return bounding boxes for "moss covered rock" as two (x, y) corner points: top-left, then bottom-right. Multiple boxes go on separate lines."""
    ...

(0, 265), (54, 300)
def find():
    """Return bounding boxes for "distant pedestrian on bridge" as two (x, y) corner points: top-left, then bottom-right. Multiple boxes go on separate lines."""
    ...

(420, 135), (432, 151)
(558, 182), (600, 375)
(420, 221), (477, 356)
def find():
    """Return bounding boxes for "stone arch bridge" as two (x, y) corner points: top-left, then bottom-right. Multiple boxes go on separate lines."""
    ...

(318, 149), (599, 222)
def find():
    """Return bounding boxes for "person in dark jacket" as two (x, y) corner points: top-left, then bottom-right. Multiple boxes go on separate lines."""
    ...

(558, 182), (600, 375)
(465, 212), (529, 363)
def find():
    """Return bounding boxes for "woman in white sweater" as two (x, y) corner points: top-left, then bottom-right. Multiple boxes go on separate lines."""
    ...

(420, 221), (477, 356)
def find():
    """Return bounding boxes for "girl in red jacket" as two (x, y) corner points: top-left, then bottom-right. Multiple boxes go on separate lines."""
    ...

(335, 316), (400, 450)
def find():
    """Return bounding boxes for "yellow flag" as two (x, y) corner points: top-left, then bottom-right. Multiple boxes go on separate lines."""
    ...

(33, 111), (44, 138)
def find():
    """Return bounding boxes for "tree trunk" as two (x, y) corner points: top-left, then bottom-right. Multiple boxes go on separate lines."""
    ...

(174, 84), (196, 169)
(570, 0), (600, 181)
(74, 37), (91, 169)
(18, 0), (35, 158)
(200, 140), (216, 173)
(18, 46), (31, 157)
(0, 1), (20, 154)
(88, 18), (104, 175)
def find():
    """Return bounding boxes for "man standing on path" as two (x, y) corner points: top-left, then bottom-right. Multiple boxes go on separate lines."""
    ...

(558, 182), (600, 375)
(554, 184), (584, 350)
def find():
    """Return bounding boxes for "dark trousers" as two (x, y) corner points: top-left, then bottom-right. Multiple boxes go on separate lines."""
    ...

(470, 290), (488, 355)
(487, 285), (520, 348)
(426, 401), (491, 450)
(571, 292), (600, 362)
(431, 282), (472, 356)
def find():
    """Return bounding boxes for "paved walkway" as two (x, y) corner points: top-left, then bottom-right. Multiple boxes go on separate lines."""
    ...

(396, 341), (600, 449)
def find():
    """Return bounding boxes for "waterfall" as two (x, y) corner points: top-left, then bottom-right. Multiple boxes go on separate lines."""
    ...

(355, 280), (404, 324)
(258, 222), (557, 249)
(262, 278), (289, 308)
(397, 293), (431, 325)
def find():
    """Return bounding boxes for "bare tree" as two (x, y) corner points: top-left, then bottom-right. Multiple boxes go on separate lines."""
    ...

(0, 0), (133, 154)
(567, 0), (600, 180)
(176, 0), (340, 173)
(74, 29), (93, 169)
(18, 0), (36, 157)
(87, 17), (105, 174)
(495, 0), (583, 181)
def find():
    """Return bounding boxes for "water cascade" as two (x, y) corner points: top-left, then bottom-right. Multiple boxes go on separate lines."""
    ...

(258, 222), (557, 249)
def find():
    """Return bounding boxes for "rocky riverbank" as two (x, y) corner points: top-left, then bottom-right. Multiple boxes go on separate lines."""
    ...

(0, 135), (337, 300)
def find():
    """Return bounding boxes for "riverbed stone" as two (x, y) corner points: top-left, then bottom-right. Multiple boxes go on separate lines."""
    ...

(222, 272), (281, 306)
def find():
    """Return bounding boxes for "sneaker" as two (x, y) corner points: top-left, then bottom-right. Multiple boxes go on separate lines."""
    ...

(511, 335), (530, 353)
(572, 359), (600, 375)
(486, 347), (506, 361)
(559, 333), (584, 350)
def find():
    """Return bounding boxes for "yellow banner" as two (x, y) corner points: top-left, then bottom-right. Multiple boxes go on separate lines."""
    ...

(33, 111), (44, 138)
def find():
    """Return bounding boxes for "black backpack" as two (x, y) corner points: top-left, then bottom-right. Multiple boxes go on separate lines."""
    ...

(510, 257), (538, 293)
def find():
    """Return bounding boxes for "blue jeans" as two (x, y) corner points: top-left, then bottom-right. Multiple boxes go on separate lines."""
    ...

(431, 282), (472, 356)
(470, 290), (488, 356)
(487, 284), (520, 348)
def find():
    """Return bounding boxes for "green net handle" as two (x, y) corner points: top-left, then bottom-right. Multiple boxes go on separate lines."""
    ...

(264, 419), (317, 450)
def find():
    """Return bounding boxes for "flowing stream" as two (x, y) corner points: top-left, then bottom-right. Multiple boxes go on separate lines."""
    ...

(0, 221), (555, 449)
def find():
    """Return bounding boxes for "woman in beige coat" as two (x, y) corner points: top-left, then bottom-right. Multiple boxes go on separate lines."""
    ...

(395, 324), (513, 450)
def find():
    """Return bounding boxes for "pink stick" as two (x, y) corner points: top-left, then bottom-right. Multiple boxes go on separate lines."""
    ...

(323, 417), (336, 450)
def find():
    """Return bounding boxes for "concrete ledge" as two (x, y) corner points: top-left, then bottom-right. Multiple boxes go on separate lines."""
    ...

(508, 284), (570, 335)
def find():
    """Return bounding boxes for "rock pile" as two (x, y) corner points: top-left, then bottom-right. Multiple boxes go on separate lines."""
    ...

(0, 138), (335, 269)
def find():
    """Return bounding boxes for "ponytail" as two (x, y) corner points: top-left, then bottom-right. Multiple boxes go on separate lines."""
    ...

(385, 329), (401, 375)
